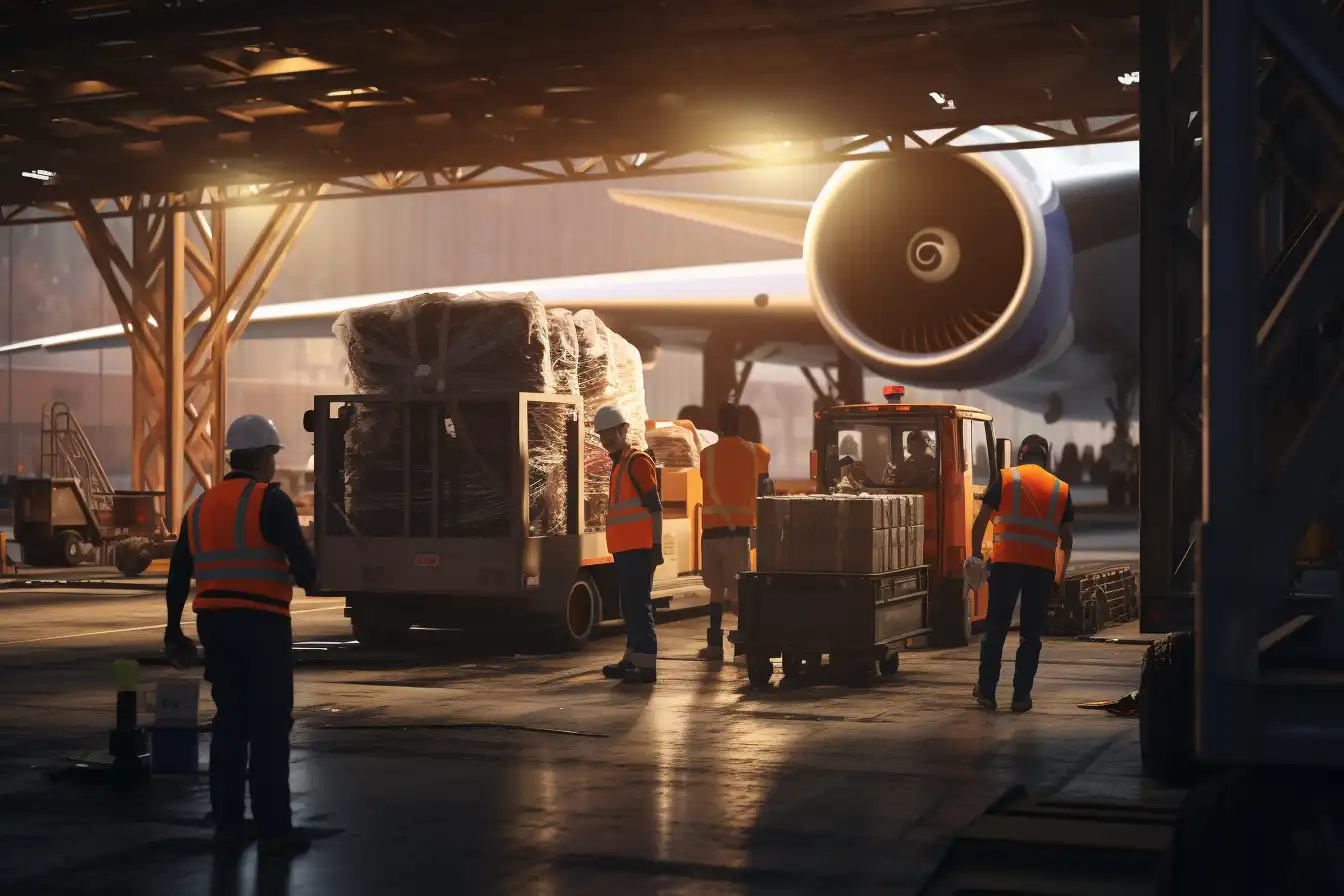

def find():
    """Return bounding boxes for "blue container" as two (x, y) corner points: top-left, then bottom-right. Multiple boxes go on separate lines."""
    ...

(150, 726), (199, 774)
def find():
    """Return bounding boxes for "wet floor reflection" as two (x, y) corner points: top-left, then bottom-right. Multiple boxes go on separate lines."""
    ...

(2, 609), (1147, 895)
(209, 850), (296, 896)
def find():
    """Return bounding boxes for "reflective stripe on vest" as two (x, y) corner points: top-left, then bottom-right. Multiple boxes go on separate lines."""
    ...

(189, 478), (293, 615)
(991, 466), (1066, 570)
(606, 448), (655, 553)
(702, 437), (760, 531)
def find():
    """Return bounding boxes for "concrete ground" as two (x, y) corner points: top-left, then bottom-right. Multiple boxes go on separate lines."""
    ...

(0, 530), (1157, 896)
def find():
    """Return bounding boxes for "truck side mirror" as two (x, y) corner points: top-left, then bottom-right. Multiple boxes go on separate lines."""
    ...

(302, 410), (315, 434)
(996, 438), (1013, 469)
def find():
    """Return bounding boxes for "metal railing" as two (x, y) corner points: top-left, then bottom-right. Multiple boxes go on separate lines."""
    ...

(39, 403), (115, 514)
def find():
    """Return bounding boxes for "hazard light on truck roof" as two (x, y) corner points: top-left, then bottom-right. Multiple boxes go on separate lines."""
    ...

(882, 384), (906, 403)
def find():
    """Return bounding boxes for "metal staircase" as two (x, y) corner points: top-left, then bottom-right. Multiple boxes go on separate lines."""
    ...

(39, 403), (115, 515)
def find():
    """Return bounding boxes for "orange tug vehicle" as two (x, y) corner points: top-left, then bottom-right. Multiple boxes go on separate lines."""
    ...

(730, 385), (1137, 688)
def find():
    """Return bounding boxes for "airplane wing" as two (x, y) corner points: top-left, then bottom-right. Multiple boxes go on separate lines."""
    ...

(606, 190), (811, 245)
(0, 258), (826, 361)
(1052, 165), (1141, 251)
(609, 165), (1140, 253)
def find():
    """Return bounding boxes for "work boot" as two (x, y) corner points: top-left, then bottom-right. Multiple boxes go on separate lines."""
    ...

(602, 659), (636, 680)
(620, 665), (657, 685)
(972, 684), (997, 712)
(1010, 696), (1033, 714)
(697, 628), (725, 661)
(258, 827), (312, 858)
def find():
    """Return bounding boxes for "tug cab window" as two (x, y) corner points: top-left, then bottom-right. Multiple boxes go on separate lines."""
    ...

(825, 419), (939, 491)
(965, 418), (993, 488)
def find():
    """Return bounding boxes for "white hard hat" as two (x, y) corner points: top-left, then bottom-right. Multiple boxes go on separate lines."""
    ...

(225, 414), (283, 451)
(593, 404), (629, 433)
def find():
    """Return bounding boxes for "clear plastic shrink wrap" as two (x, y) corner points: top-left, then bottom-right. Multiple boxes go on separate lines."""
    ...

(572, 310), (647, 530)
(333, 291), (569, 537)
(645, 425), (699, 469)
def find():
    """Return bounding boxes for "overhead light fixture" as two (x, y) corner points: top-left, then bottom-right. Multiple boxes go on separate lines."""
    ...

(929, 92), (956, 111)
(21, 169), (54, 181)
(1118, 71), (1140, 86)
(633, 152), (647, 166)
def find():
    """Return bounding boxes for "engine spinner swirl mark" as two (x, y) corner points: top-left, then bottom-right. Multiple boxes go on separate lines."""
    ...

(906, 227), (961, 284)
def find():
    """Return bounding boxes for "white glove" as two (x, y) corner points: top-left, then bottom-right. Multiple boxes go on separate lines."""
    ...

(963, 556), (988, 590)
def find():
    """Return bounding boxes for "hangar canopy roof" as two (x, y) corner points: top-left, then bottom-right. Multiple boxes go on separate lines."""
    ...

(0, 0), (1139, 205)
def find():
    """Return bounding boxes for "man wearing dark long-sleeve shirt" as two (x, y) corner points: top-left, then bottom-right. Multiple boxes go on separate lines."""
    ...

(162, 414), (317, 857)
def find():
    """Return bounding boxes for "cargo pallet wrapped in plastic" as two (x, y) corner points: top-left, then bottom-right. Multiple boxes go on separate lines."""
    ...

(572, 310), (647, 530)
(334, 291), (570, 538)
(646, 424), (700, 469)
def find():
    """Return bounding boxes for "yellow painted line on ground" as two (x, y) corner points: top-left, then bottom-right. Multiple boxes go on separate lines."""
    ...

(0, 603), (346, 646)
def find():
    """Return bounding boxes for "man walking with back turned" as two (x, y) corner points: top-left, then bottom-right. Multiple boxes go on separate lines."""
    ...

(968, 434), (1074, 713)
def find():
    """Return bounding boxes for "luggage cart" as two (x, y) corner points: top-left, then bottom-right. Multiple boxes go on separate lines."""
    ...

(730, 565), (931, 688)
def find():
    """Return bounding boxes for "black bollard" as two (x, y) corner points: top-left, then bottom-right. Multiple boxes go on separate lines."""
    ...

(107, 658), (147, 781)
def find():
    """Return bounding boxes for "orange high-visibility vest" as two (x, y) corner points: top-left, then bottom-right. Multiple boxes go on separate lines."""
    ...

(606, 448), (657, 553)
(189, 477), (294, 616)
(701, 436), (769, 531)
(990, 465), (1068, 571)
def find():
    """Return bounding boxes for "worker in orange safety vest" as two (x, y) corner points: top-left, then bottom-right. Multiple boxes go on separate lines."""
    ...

(595, 403), (663, 685)
(967, 434), (1074, 714)
(696, 402), (770, 660)
(162, 414), (317, 856)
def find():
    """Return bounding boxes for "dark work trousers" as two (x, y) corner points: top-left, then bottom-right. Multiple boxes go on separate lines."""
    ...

(976, 561), (1055, 701)
(613, 548), (658, 667)
(196, 609), (295, 836)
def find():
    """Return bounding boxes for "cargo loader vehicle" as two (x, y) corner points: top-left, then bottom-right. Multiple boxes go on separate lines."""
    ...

(304, 392), (704, 651)
(9, 403), (173, 576)
(732, 385), (1136, 687)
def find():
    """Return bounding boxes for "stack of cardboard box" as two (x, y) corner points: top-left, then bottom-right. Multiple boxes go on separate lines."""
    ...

(755, 494), (926, 574)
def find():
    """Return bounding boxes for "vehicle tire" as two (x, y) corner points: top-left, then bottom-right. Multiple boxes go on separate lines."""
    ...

(57, 530), (83, 568)
(747, 655), (773, 688)
(928, 579), (971, 648)
(21, 539), (53, 568)
(879, 653), (900, 677)
(844, 663), (876, 693)
(115, 538), (152, 577)
(548, 573), (600, 653)
(1139, 632), (1198, 786)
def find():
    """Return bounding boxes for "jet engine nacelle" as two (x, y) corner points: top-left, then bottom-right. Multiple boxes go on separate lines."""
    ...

(803, 145), (1074, 389)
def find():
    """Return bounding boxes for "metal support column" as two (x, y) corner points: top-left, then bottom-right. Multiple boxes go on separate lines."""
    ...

(163, 211), (186, 526)
(702, 333), (740, 418)
(69, 186), (321, 524)
(1140, 0), (1205, 633)
(209, 206), (228, 481)
(1199, 0), (1260, 764)
(836, 353), (865, 405)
